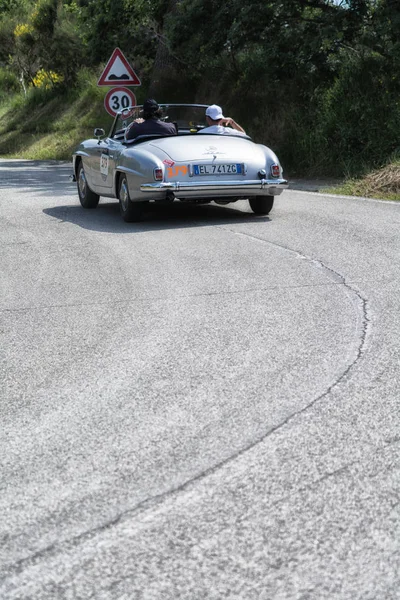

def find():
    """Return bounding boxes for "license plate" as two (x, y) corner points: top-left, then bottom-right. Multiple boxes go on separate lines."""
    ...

(193, 163), (242, 175)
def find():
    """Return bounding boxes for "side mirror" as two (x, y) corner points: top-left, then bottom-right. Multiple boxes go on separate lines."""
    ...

(94, 128), (105, 140)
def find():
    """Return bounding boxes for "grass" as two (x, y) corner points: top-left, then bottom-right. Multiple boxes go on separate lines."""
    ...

(324, 161), (400, 201)
(0, 76), (114, 160)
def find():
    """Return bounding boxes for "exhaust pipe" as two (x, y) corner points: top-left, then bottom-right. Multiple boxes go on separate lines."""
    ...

(154, 190), (175, 204)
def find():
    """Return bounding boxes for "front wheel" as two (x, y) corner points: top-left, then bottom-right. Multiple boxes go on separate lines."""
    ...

(118, 175), (145, 222)
(249, 196), (274, 215)
(77, 161), (100, 209)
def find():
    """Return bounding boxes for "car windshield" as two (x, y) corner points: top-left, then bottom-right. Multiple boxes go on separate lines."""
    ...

(111, 104), (208, 139)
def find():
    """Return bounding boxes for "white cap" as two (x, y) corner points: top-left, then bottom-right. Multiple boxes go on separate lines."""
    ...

(206, 104), (224, 120)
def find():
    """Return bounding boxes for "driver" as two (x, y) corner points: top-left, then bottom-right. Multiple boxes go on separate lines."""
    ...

(125, 99), (177, 140)
(198, 104), (247, 136)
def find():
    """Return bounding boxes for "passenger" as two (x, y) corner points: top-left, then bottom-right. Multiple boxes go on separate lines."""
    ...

(125, 99), (177, 140)
(198, 104), (247, 136)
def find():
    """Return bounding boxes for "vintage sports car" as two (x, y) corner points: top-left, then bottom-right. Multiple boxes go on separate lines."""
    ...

(72, 104), (288, 222)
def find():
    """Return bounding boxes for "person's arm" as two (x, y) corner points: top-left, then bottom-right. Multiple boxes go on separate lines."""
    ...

(165, 122), (178, 135)
(125, 120), (143, 140)
(219, 117), (246, 133)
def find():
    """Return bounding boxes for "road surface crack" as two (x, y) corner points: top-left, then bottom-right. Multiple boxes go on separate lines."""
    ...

(230, 229), (371, 365)
(0, 280), (371, 314)
(0, 232), (372, 580)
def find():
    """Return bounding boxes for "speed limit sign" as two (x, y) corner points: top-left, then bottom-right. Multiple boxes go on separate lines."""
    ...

(104, 87), (136, 117)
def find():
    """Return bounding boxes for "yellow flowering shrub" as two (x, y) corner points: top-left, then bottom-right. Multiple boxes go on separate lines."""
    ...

(32, 69), (64, 88)
(14, 23), (33, 37)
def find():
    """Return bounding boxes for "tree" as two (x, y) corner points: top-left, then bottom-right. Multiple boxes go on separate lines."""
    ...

(9, 0), (84, 87)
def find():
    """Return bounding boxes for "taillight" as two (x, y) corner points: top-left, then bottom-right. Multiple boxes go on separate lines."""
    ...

(154, 167), (163, 181)
(271, 164), (280, 178)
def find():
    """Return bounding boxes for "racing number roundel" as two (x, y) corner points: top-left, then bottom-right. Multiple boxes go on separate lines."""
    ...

(104, 87), (136, 117)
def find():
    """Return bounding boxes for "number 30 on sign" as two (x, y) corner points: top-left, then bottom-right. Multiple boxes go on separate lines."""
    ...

(104, 87), (136, 117)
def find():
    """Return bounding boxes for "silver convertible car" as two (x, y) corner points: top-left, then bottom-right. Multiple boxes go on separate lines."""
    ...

(72, 104), (288, 222)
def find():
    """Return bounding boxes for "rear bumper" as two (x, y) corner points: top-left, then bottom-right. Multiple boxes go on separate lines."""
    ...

(140, 178), (288, 196)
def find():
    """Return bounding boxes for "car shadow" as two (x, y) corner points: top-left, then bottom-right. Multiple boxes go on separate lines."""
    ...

(43, 200), (271, 233)
(2, 161), (273, 228)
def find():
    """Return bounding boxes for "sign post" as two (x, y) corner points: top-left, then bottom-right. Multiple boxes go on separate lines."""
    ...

(97, 48), (141, 117)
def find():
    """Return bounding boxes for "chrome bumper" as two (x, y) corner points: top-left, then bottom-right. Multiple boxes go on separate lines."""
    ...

(140, 178), (288, 194)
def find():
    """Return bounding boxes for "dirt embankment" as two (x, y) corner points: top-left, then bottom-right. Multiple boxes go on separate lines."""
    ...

(289, 164), (400, 200)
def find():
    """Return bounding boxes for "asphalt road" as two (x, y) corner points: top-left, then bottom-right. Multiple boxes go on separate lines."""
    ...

(1, 160), (399, 600)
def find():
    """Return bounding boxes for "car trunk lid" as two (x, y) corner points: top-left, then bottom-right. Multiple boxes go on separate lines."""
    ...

(149, 135), (265, 163)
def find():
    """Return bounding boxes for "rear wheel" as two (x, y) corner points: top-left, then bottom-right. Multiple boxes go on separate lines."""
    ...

(77, 161), (100, 209)
(118, 175), (145, 222)
(249, 196), (274, 215)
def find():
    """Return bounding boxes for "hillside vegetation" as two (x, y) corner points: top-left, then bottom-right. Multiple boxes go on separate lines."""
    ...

(0, 72), (115, 159)
(0, 0), (399, 198)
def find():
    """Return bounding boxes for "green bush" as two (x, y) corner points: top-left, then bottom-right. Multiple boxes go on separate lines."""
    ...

(0, 68), (20, 102)
(314, 52), (400, 175)
(0, 67), (20, 93)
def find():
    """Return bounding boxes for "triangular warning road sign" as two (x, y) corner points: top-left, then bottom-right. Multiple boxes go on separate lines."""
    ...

(98, 48), (141, 87)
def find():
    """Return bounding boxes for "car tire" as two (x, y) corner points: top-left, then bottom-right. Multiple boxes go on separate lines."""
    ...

(118, 175), (145, 222)
(249, 196), (274, 215)
(77, 161), (100, 209)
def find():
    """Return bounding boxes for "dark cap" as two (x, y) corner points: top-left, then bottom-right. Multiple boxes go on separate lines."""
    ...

(143, 98), (159, 114)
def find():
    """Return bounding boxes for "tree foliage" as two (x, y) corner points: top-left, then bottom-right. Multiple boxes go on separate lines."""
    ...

(75, 0), (161, 77)
(162, 0), (400, 172)
(3, 0), (84, 87)
(0, 0), (399, 174)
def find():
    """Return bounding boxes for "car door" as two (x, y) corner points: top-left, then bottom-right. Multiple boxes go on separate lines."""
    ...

(91, 138), (120, 193)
